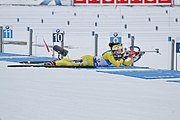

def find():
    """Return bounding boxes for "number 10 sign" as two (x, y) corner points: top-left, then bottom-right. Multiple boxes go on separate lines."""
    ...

(52, 29), (64, 42)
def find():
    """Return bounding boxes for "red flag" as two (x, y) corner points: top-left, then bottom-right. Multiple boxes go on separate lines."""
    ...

(43, 39), (50, 52)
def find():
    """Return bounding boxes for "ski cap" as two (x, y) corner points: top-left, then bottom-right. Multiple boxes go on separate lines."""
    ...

(109, 42), (123, 51)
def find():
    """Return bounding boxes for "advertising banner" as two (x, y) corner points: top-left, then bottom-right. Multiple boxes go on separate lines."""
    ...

(144, 0), (156, 3)
(0, 0), (174, 6)
(102, 0), (115, 4)
(158, 0), (171, 3)
(88, 0), (101, 4)
(117, 0), (128, 4)
(130, 0), (143, 4)
(74, 0), (172, 4)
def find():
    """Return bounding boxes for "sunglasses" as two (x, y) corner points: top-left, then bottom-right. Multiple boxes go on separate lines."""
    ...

(111, 44), (123, 51)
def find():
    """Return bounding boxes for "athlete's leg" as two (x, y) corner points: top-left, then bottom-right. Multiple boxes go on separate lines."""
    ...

(55, 58), (80, 66)
(81, 55), (94, 67)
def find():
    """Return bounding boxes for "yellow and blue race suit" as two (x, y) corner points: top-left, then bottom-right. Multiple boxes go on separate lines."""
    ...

(54, 50), (133, 67)
(94, 50), (133, 67)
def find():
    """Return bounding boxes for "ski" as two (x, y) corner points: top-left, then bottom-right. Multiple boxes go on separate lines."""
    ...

(7, 64), (96, 68)
(19, 61), (53, 64)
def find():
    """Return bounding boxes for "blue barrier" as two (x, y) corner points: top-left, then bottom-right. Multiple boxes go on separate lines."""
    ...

(96, 66), (149, 69)
(0, 53), (57, 62)
(166, 80), (180, 83)
(0, 52), (27, 56)
(97, 70), (180, 79)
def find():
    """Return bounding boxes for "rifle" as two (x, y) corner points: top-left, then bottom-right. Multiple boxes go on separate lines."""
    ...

(123, 46), (160, 63)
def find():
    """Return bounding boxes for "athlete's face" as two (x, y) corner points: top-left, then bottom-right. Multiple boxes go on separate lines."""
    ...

(112, 44), (123, 54)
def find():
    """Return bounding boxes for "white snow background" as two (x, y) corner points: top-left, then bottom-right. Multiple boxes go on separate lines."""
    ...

(0, 5), (180, 120)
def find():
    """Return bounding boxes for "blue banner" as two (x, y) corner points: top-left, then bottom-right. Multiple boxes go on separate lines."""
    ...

(3, 29), (13, 38)
(110, 37), (121, 43)
(176, 43), (180, 53)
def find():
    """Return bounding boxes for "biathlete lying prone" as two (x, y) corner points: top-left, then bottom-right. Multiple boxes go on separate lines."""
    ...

(45, 42), (144, 67)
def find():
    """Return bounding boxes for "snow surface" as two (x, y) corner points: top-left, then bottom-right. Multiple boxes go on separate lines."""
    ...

(0, 5), (180, 120)
(1, 61), (180, 120)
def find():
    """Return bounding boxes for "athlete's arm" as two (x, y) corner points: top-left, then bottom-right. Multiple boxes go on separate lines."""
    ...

(103, 52), (123, 67)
